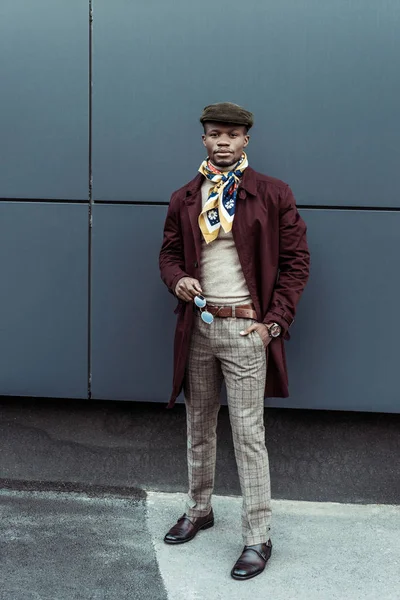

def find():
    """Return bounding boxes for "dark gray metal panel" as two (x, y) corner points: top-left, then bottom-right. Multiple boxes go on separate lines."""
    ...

(0, 1), (88, 200)
(270, 209), (400, 412)
(92, 206), (400, 412)
(92, 0), (399, 207)
(91, 204), (176, 401)
(0, 203), (88, 398)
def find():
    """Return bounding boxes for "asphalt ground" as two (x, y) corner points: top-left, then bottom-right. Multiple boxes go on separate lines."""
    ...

(0, 487), (166, 600)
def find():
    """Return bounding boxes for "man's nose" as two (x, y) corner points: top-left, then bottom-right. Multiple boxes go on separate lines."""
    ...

(217, 137), (230, 146)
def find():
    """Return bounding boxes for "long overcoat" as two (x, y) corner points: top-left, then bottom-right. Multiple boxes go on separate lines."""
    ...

(159, 167), (310, 408)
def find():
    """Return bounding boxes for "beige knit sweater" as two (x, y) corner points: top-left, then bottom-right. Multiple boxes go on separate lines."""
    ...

(199, 178), (252, 306)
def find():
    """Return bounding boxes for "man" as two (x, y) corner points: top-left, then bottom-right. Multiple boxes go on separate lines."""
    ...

(159, 102), (310, 580)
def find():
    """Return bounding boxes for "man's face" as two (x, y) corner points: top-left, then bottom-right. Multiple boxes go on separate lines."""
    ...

(202, 122), (249, 168)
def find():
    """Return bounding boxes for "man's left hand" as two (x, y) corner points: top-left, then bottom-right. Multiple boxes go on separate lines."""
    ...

(239, 323), (272, 348)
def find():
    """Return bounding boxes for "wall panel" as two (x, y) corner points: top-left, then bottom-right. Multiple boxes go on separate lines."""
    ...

(277, 209), (400, 412)
(92, 0), (400, 207)
(0, 203), (89, 398)
(0, 0), (89, 200)
(91, 205), (400, 412)
(91, 204), (176, 401)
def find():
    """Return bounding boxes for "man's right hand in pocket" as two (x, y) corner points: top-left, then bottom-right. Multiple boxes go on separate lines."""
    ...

(175, 277), (202, 302)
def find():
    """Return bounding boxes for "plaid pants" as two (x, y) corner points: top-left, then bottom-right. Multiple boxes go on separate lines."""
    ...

(183, 312), (271, 545)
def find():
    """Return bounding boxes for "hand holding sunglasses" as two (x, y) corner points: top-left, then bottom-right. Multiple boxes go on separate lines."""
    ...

(175, 277), (202, 302)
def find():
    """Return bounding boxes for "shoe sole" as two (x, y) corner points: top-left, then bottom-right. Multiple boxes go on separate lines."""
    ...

(230, 566), (266, 581)
(163, 519), (214, 545)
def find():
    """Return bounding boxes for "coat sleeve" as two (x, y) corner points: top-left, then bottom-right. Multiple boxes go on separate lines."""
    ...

(159, 193), (190, 295)
(263, 185), (310, 336)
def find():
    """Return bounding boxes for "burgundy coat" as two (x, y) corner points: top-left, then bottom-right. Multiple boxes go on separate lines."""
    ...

(159, 167), (310, 408)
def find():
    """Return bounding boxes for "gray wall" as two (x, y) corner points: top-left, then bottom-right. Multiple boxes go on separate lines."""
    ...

(0, 1), (399, 411)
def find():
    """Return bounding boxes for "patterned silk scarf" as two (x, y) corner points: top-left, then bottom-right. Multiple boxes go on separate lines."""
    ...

(198, 152), (248, 244)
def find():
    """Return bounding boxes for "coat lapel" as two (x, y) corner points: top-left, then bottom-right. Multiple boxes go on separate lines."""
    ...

(184, 174), (203, 263)
(183, 168), (257, 265)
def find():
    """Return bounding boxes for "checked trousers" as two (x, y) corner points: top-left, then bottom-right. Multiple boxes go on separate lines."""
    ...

(183, 312), (272, 545)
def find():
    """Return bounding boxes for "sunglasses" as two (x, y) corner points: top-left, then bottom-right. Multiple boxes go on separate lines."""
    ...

(194, 295), (214, 324)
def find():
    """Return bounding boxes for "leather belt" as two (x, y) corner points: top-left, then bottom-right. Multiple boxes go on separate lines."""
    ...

(204, 304), (257, 320)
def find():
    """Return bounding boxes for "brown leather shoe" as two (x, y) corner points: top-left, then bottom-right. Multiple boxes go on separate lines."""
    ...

(163, 510), (214, 544)
(231, 540), (272, 580)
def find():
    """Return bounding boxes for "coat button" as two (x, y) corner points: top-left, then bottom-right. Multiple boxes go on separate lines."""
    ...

(194, 261), (198, 268)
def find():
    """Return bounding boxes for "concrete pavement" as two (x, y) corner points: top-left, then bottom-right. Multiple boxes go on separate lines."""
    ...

(1, 487), (399, 600)
(149, 492), (400, 600)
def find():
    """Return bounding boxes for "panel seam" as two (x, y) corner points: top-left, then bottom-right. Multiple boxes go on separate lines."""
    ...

(87, 0), (93, 400)
(91, 200), (400, 211)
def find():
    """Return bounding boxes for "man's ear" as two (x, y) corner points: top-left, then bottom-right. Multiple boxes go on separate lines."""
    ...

(202, 134), (207, 147)
(243, 134), (250, 148)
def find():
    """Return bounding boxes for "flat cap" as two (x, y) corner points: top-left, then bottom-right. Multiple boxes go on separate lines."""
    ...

(200, 102), (254, 129)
